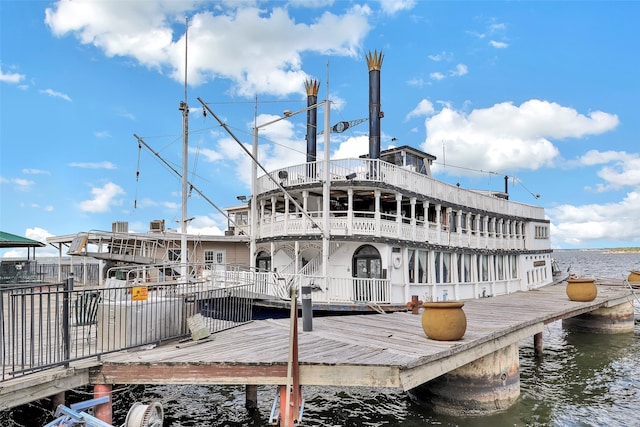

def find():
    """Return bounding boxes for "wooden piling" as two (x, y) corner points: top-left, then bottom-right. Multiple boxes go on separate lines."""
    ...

(93, 384), (112, 424)
(245, 385), (258, 410)
(534, 332), (543, 356)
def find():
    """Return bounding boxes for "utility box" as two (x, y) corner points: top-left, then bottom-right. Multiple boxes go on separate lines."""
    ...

(97, 297), (183, 351)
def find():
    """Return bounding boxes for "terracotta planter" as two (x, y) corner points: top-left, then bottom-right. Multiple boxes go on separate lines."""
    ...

(628, 270), (640, 283)
(566, 278), (597, 302)
(421, 301), (467, 341)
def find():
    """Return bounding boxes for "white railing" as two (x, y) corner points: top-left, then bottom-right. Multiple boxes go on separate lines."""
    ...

(299, 275), (391, 304)
(257, 214), (529, 251)
(257, 158), (546, 220)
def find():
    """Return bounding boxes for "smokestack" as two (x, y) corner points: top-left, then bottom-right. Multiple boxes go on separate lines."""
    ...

(305, 79), (320, 163)
(366, 50), (384, 160)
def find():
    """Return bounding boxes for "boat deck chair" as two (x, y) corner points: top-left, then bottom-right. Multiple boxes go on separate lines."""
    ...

(73, 290), (101, 341)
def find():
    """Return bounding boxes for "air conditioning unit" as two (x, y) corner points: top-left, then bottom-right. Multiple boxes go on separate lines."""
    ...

(149, 220), (165, 232)
(112, 222), (128, 233)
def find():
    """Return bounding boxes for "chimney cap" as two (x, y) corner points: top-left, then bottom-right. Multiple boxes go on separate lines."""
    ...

(366, 50), (384, 71)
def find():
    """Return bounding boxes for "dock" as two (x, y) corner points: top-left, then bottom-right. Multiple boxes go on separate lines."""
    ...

(2, 281), (636, 418)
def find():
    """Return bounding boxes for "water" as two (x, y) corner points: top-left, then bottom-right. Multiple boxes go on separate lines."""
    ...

(2, 250), (639, 426)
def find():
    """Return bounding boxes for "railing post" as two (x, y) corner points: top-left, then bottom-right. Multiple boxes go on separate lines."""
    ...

(301, 285), (313, 332)
(62, 272), (73, 365)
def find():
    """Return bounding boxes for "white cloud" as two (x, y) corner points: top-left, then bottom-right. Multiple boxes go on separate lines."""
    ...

(95, 130), (111, 138)
(25, 227), (53, 244)
(577, 149), (628, 166)
(549, 191), (640, 246)
(45, 2), (371, 97)
(2, 177), (35, 191)
(40, 88), (72, 101)
(430, 71), (445, 81)
(450, 64), (468, 77)
(0, 68), (25, 84)
(79, 182), (125, 213)
(331, 135), (369, 160)
(22, 168), (51, 175)
(69, 161), (117, 169)
(428, 51), (453, 62)
(407, 77), (427, 87)
(406, 99), (435, 120)
(490, 40), (508, 49)
(187, 214), (225, 236)
(378, 0), (416, 15)
(422, 99), (619, 175)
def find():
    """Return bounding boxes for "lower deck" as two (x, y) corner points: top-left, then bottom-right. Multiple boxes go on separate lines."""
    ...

(3, 280), (635, 412)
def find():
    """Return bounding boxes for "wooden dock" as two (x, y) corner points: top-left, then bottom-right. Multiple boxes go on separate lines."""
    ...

(1, 282), (637, 411)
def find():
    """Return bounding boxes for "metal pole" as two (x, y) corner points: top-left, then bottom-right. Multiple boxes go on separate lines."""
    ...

(301, 286), (312, 332)
(62, 272), (73, 365)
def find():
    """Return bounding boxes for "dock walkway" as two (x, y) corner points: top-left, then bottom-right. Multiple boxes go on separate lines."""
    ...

(2, 282), (636, 411)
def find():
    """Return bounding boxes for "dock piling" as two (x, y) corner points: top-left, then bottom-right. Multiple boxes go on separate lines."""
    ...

(93, 384), (112, 425)
(534, 332), (543, 356)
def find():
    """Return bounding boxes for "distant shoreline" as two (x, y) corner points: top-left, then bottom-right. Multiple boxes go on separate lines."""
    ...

(604, 248), (640, 254)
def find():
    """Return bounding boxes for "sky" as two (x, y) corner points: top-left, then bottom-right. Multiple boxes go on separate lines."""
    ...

(1, 0), (639, 258)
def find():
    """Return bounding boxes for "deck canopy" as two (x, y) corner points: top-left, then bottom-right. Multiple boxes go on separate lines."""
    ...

(0, 231), (45, 259)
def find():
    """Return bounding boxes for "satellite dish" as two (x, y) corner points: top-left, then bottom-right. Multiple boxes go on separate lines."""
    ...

(125, 402), (164, 427)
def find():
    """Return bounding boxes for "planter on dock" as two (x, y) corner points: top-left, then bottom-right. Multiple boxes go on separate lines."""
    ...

(421, 301), (467, 341)
(566, 278), (597, 302)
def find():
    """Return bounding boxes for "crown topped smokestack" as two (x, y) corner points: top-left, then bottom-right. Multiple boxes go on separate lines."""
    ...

(366, 50), (384, 160)
(304, 79), (320, 164)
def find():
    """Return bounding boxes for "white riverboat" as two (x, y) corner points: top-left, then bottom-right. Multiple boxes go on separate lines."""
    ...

(49, 51), (557, 314)
(222, 51), (557, 313)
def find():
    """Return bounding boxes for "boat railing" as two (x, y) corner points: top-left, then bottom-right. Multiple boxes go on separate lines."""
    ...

(257, 158), (546, 219)
(273, 274), (391, 304)
(257, 212), (528, 251)
(1, 275), (254, 382)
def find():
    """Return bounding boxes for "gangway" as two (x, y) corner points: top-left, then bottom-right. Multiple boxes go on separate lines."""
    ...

(67, 231), (165, 265)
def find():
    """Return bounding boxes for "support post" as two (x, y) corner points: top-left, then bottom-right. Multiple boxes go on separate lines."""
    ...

(62, 273), (73, 365)
(93, 384), (112, 425)
(410, 343), (520, 416)
(246, 385), (258, 410)
(534, 332), (543, 356)
(50, 391), (65, 412)
(301, 285), (313, 332)
(562, 301), (635, 334)
(279, 287), (303, 426)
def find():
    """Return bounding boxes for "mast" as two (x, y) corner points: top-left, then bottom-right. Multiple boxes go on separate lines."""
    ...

(179, 17), (189, 279)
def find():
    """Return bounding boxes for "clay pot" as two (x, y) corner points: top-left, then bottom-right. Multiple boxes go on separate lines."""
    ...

(421, 301), (467, 341)
(628, 270), (640, 283)
(566, 278), (597, 302)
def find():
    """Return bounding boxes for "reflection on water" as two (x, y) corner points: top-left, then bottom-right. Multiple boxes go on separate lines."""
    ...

(1, 250), (639, 426)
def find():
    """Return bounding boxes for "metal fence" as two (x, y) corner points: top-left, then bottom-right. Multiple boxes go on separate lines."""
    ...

(1, 275), (254, 381)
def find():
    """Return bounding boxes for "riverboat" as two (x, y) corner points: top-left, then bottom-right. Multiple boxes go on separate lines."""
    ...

(49, 51), (557, 314)
(219, 51), (557, 312)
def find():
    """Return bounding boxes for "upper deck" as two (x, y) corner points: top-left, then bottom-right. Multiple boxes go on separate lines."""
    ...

(257, 157), (545, 221)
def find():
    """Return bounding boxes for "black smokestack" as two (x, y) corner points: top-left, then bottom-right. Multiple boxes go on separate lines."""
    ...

(305, 79), (320, 163)
(366, 50), (383, 160)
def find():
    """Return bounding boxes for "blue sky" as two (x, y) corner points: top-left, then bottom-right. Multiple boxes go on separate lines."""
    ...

(1, 0), (639, 257)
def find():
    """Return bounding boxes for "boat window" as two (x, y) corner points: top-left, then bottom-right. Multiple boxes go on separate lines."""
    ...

(408, 250), (415, 283)
(205, 250), (225, 266)
(418, 250), (427, 283)
(256, 251), (271, 271)
(352, 245), (382, 279)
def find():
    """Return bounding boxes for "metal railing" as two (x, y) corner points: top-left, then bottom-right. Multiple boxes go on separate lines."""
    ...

(1, 274), (254, 382)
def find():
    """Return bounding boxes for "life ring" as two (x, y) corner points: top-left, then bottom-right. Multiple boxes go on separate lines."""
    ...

(393, 256), (402, 269)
